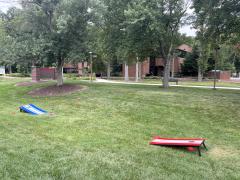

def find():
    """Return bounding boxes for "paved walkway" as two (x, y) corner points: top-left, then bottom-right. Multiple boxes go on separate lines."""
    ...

(93, 79), (240, 91)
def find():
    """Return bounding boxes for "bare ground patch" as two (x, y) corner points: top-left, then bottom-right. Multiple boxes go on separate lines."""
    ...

(209, 147), (239, 159)
(28, 84), (87, 97)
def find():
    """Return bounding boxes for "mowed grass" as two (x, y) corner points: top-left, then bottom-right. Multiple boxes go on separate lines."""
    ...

(0, 78), (240, 180)
(141, 79), (240, 88)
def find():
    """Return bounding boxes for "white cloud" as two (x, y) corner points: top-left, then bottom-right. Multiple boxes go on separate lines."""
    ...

(0, 1), (21, 13)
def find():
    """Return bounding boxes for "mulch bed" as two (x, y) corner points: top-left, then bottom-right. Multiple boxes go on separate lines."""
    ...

(28, 84), (87, 97)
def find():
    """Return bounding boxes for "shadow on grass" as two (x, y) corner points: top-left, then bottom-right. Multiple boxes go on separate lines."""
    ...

(151, 145), (208, 157)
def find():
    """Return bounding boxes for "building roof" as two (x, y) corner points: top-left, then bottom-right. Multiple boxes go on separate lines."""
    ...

(64, 64), (77, 68)
(235, 43), (240, 50)
(176, 44), (192, 53)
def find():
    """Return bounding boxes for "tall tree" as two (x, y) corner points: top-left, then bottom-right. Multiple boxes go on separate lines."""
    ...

(124, 1), (153, 82)
(102, 0), (132, 81)
(0, 8), (35, 74)
(181, 45), (199, 76)
(125, 0), (189, 87)
(7, 0), (89, 86)
(87, 0), (113, 79)
(192, 0), (212, 81)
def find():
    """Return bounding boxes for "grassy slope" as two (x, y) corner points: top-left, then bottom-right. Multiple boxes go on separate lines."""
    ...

(0, 78), (240, 180)
(141, 79), (240, 88)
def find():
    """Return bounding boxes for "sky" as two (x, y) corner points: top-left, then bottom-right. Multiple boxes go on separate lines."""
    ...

(180, 25), (196, 37)
(179, 4), (196, 37)
(0, 0), (21, 12)
(0, 0), (196, 37)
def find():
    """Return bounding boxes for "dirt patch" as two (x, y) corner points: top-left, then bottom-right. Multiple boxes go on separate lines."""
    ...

(209, 147), (239, 159)
(16, 81), (49, 87)
(28, 84), (87, 97)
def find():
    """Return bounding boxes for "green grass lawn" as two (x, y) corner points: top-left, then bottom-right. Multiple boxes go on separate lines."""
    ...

(141, 79), (240, 88)
(99, 77), (240, 88)
(0, 78), (240, 179)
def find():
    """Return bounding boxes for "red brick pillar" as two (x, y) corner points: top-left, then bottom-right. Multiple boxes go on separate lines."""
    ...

(32, 66), (40, 82)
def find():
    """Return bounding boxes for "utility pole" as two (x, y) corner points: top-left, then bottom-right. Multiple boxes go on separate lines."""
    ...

(213, 46), (220, 90)
(89, 52), (93, 82)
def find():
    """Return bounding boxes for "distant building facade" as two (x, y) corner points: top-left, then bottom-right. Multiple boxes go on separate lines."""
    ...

(122, 44), (192, 78)
(63, 62), (89, 76)
(32, 67), (56, 82)
(208, 70), (231, 80)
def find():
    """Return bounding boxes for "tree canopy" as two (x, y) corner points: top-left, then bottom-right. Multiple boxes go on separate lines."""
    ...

(0, 0), (240, 85)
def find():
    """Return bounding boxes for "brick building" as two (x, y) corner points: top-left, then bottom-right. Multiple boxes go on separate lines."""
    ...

(63, 64), (78, 73)
(32, 67), (56, 82)
(122, 44), (192, 78)
(208, 70), (231, 80)
(63, 62), (89, 76)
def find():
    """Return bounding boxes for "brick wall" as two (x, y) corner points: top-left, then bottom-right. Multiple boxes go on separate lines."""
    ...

(155, 58), (165, 66)
(122, 59), (150, 78)
(142, 60), (150, 76)
(78, 62), (89, 76)
(219, 71), (231, 80)
(208, 71), (231, 80)
(171, 57), (184, 74)
(121, 56), (187, 78)
(32, 67), (40, 82)
(40, 68), (56, 79)
(32, 67), (56, 81)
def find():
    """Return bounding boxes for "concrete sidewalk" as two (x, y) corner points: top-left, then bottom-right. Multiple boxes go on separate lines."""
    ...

(93, 79), (240, 91)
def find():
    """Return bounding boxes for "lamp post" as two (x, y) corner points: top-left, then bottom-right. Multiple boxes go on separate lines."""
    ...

(213, 46), (220, 90)
(171, 50), (176, 78)
(89, 52), (93, 82)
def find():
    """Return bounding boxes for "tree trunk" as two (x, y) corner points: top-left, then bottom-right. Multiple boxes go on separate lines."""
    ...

(138, 62), (142, 80)
(162, 40), (173, 88)
(124, 62), (129, 81)
(135, 60), (139, 82)
(107, 62), (111, 80)
(163, 58), (171, 88)
(56, 59), (64, 86)
(198, 65), (202, 82)
(9, 65), (12, 74)
(26, 65), (29, 74)
(171, 55), (175, 78)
